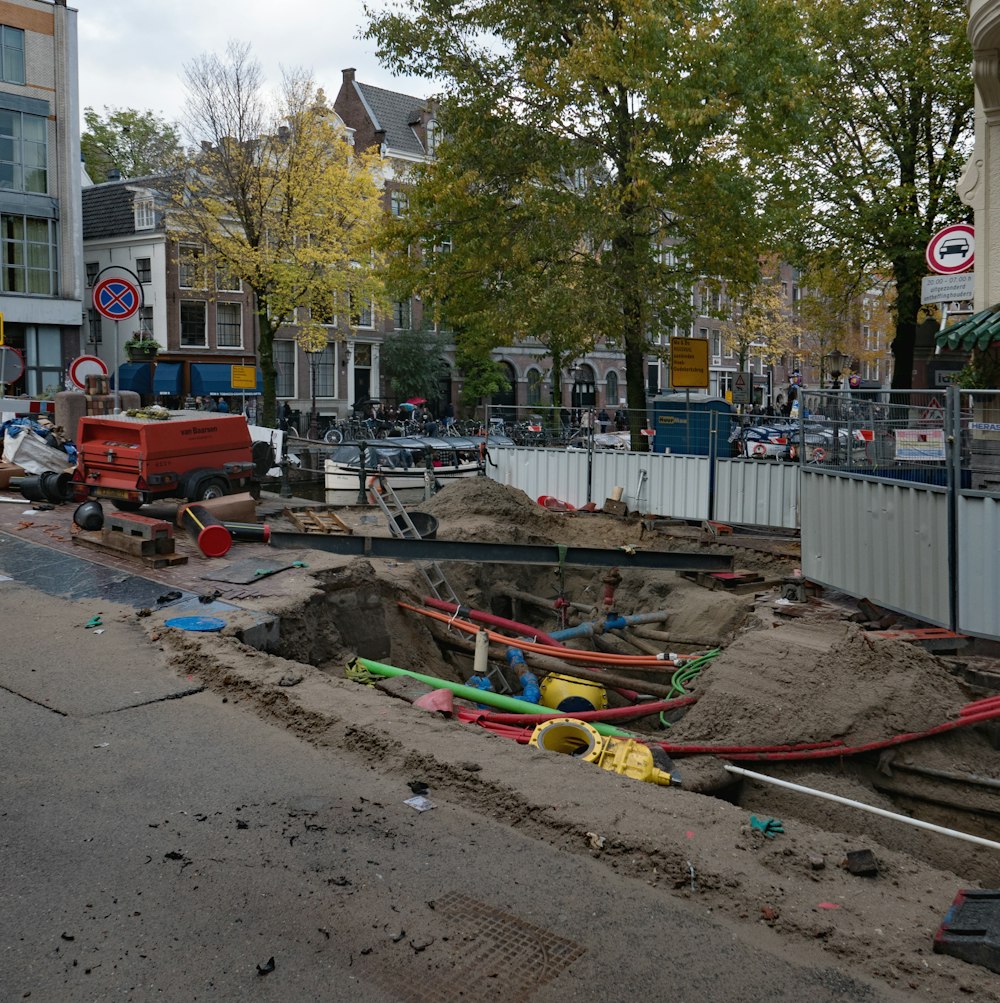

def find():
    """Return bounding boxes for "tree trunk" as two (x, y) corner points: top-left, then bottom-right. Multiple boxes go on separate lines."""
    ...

(891, 253), (921, 391)
(257, 305), (277, 426)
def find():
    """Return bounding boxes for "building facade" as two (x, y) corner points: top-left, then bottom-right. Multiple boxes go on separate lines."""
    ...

(0, 0), (83, 398)
(81, 176), (258, 403)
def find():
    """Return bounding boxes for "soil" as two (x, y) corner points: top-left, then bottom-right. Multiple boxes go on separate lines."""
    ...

(148, 477), (1000, 1000)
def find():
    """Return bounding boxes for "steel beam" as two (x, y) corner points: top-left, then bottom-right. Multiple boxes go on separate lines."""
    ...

(268, 531), (733, 572)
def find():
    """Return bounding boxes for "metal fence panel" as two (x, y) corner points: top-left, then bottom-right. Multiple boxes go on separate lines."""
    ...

(957, 493), (1000, 638)
(800, 469), (950, 626)
(715, 458), (800, 529)
(486, 446), (711, 519)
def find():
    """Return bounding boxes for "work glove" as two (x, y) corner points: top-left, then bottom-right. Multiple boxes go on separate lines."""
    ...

(750, 815), (785, 838)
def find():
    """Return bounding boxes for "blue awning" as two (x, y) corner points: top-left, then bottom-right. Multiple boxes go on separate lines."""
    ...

(153, 362), (183, 396)
(190, 363), (263, 396)
(112, 362), (153, 395)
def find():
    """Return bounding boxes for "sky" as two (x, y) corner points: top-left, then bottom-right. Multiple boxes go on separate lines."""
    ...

(76, 0), (431, 131)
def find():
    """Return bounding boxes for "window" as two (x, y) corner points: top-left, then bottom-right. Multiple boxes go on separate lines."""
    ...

(178, 244), (205, 288)
(394, 300), (411, 330)
(0, 214), (58, 294)
(136, 257), (151, 283)
(425, 119), (438, 157)
(24, 325), (61, 396)
(134, 198), (155, 230)
(310, 346), (336, 397)
(216, 265), (241, 292)
(85, 261), (99, 286)
(711, 330), (722, 359)
(390, 190), (408, 216)
(137, 305), (152, 337)
(350, 293), (373, 328)
(87, 308), (102, 344)
(274, 340), (295, 397)
(0, 110), (47, 193)
(0, 27), (24, 85)
(606, 370), (618, 404)
(179, 300), (206, 347)
(216, 302), (242, 348)
(527, 369), (543, 405)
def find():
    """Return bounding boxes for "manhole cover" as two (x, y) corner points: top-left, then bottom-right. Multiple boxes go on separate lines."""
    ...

(373, 892), (585, 1002)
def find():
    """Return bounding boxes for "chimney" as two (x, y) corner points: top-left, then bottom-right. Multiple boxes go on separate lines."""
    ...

(342, 68), (356, 85)
(278, 125), (290, 141)
(200, 140), (212, 152)
(106, 168), (121, 182)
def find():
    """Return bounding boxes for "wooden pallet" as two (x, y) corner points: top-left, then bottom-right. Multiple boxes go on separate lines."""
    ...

(282, 507), (353, 535)
(680, 569), (767, 594)
(73, 530), (188, 568)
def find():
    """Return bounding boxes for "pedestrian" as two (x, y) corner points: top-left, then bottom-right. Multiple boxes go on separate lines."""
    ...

(581, 408), (593, 434)
(203, 395), (218, 412)
(215, 396), (230, 413)
(615, 404), (627, 431)
(443, 401), (455, 429)
(598, 408), (610, 433)
(560, 406), (570, 430)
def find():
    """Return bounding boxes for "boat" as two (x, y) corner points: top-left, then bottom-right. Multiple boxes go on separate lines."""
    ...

(323, 435), (507, 500)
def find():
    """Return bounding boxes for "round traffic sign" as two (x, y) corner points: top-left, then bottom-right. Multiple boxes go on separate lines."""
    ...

(93, 276), (141, 320)
(68, 354), (109, 391)
(0, 344), (24, 384)
(926, 223), (974, 275)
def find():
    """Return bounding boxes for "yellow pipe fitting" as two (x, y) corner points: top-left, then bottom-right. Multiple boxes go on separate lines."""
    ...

(529, 717), (672, 786)
(539, 672), (608, 713)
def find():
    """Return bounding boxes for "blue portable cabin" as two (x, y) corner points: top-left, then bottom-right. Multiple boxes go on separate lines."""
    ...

(651, 392), (733, 457)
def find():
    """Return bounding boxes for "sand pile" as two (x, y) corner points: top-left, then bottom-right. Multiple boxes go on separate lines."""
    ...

(419, 478), (560, 542)
(669, 620), (973, 747)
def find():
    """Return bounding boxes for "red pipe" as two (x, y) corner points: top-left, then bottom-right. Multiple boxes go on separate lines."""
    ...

(665, 705), (1000, 762)
(422, 596), (565, 647)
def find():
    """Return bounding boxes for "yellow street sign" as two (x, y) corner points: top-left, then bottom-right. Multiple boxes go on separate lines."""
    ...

(231, 365), (257, 389)
(669, 338), (709, 389)
(0, 311), (5, 345)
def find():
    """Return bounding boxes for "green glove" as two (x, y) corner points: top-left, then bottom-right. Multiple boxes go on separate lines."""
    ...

(750, 815), (784, 838)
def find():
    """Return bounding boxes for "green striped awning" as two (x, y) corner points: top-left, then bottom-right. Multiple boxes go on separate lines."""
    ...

(935, 305), (1000, 351)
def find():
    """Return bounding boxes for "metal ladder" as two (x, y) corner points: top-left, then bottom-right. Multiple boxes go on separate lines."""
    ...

(367, 476), (461, 606)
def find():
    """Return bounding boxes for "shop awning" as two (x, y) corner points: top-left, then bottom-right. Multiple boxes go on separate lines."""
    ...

(190, 363), (263, 396)
(153, 362), (183, 396)
(935, 305), (1000, 352)
(112, 362), (153, 395)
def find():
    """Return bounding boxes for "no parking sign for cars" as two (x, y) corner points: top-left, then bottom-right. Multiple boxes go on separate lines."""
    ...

(93, 276), (141, 321)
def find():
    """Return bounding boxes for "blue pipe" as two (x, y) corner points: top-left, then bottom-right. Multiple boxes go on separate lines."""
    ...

(550, 610), (670, 641)
(506, 647), (540, 703)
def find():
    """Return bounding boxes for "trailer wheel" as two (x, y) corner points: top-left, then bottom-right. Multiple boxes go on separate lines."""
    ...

(191, 476), (229, 501)
(112, 499), (144, 512)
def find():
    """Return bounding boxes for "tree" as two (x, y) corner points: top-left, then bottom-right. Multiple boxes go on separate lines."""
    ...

(721, 260), (800, 378)
(81, 107), (181, 182)
(170, 43), (386, 425)
(380, 327), (451, 404)
(367, 0), (809, 445)
(791, 0), (973, 389)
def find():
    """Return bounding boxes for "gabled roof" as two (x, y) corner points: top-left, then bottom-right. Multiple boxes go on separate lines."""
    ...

(354, 81), (430, 159)
(82, 175), (166, 240)
(935, 305), (1000, 352)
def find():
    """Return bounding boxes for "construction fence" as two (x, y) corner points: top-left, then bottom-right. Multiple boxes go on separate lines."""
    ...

(484, 390), (1000, 640)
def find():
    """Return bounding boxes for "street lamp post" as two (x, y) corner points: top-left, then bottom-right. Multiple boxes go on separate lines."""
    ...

(826, 348), (846, 390)
(305, 348), (322, 440)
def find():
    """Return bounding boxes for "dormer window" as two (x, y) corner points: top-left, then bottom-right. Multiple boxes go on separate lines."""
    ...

(134, 197), (155, 230)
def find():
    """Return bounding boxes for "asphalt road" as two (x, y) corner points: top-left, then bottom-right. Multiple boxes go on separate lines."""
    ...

(0, 579), (907, 1002)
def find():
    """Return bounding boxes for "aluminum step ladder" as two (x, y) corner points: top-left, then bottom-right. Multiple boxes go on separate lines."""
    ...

(367, 476), (461, 607)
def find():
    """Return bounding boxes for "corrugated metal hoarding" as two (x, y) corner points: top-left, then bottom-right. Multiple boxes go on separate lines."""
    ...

(800, 470), (950, 627)
(715, 459), (799, 529)
(486, 446), (711, 519)
(957, 494), (1000, 638)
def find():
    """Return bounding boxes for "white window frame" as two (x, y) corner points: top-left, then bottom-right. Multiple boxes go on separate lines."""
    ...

(134, 198), (155, 230)
(179, 299), (207, 347)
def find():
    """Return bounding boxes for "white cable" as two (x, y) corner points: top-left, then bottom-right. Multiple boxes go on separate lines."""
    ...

(724, 764), (1000, 852)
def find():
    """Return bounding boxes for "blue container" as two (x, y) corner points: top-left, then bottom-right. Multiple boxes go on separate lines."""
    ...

(652, 393), (733, 458)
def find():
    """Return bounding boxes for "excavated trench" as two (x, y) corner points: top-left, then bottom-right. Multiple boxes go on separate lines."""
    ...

(255, 548), (1000, 887)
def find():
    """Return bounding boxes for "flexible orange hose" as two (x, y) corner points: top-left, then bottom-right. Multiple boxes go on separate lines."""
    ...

(397, 601), (698, 670)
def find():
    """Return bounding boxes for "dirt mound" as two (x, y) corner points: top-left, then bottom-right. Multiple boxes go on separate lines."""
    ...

(669, 620), (973, 747)
(419, 478), (557, 531)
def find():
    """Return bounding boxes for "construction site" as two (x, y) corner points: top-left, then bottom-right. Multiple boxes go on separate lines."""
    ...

(3, 448), (1000, 1000)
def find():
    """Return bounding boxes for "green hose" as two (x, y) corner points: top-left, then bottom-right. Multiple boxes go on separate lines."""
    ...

(659, 648), (721, 728)
(352, 656), (636, 739)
